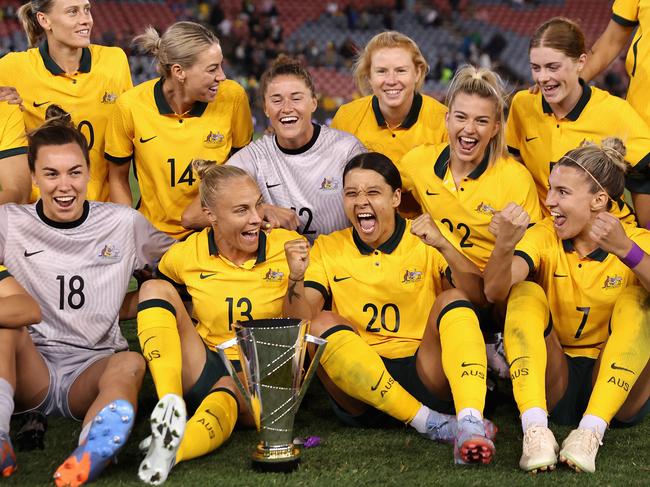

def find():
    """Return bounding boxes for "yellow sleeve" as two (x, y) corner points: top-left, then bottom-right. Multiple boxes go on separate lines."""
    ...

(396, 146), (421, 192)
(0, 103), (27, 158)
(116, 49), (133, 93)
(330, 105), (346, 131)
(231, 85), (253, 149)
(505, 93), (524, 157)
(612, 0), (639, 25)
(615, 102), (650, 193)
(513, 222), (552, 275)
(304, 238), (331, 301)
(516, 166), (543, 223)
(157, 243), (183, 285)
(104, 97), (134, 164)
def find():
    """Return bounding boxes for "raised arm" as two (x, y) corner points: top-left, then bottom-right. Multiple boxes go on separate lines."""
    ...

(582, 20), (634, 82)
(282, 238), (324, 319)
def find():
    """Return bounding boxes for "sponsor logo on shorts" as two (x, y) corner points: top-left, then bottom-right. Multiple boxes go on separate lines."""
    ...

(602, 274), (623, 290)
(402, 269), (422, 284)
(203, 130), (225, 148)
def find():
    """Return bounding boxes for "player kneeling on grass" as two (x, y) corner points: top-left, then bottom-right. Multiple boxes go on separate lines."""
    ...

(0, 106), (174, 486)
(484, 138), (650, 473)
(135, 162), (306, 485)
(284, 152), (496, 465)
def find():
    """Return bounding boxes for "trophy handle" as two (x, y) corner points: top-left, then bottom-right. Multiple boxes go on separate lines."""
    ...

(292, 333), (327, 413)
(215, 338), (254, 416)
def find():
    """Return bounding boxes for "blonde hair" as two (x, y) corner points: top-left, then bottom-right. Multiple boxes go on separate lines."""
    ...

(556, 137), (629, 206)
(445, 64), (508, 166)
(192, 160), (250, 209)
(353, 31), (429, 95)
(17, 0), (56, 48)
(133, 21), (219, 77)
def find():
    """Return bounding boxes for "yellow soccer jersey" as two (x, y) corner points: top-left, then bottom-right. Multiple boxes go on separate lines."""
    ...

(157, 227), (301, 359)
(0, 42), (132, 202)
(506, 83), (650, 223)
(514, 218), (650, 359)
(398, 143), (542, 269)
(305, 216), (448, 359)
(105, 78), (253, 239)
(0, 102), (27, 160)
(331, 93), (447, 164)
(613, 0), (650, 125)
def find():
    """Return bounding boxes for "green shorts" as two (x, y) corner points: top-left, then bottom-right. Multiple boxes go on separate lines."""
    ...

(330, 352), (454, 428)
(184, 343), (241, 415)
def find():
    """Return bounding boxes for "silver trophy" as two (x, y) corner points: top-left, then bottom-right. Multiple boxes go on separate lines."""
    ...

(217, 318), (327, 471)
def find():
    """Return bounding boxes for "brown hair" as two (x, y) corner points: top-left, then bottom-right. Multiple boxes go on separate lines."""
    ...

(556, 137), (629, 206)
(529, 17), (586, 60)
(259, 54), (316, 102)
(445, 64), (508, 166)
(133, 21), (220, 77)
(353, 31), (428, 95)
(27, 104), (90, 172)
(192, 160), (251, 209)
(17, 0), (56, 48)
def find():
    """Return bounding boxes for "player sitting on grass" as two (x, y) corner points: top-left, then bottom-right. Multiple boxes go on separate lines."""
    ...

(0, 106), (174, 486)
(284, 152), (497, 465)
(485, 138), (650, 473)
(135, 162), (307, 485)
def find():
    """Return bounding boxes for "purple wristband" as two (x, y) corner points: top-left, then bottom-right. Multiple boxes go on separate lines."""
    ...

(621, 242), (644, 268)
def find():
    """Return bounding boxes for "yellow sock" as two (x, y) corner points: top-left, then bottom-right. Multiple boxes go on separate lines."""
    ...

(176, 388), (238, 463)
(437, 301), (486, 414)
(585, 286), (650, 423)
(320, 326), (421, 423)
(504, 281), (549, 415)
(137, 299), (183, 398)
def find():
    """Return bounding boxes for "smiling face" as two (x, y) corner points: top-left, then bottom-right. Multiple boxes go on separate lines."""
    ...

(546, 164), (608, 241)
(181, 43), (226, 103)
(530, 46), (585, 110)
(205, 176), (264, 263)
(368, 47), (420, 114)
(37, 0), (93, 49)
(264, 74), (317, 149)
(446, 92), (500, 167)
(343, 168), (401, 248)
(32, 142), (89, 222)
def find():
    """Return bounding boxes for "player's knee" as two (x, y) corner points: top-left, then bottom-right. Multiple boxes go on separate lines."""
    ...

(138, 278), (178, 303)
(309, 310), (350, 337)
(434, 288), (470, 310)
(110, 351), (146, 379)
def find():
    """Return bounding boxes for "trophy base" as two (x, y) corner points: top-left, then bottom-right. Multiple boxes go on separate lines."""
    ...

(251, 444), (301, 472)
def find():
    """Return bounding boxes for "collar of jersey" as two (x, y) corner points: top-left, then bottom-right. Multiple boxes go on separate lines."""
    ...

(433, 145), (490, 180)
(561, 239), (608, 262)
(39, 41), (91, 75)
(153, 78), (208, 117)
(372, 93), (422, 129)
(36, 200), (90, 229)
(541, 78), (592, 121)
(208, 227), (267, 264)
(352, 213), (406, 255)
(275, 123), (321, 154)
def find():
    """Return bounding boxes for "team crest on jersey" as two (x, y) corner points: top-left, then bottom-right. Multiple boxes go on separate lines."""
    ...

(101, 91), (118, 104)
(98, 243), (120, 260)
(402, 269), (422, 284)
(475, 202), (496, 216)
(319, 177), (340, 191)
(263, 268), (284, 283)
(203, 131), (225, 148)
(602, 274), (623, 290)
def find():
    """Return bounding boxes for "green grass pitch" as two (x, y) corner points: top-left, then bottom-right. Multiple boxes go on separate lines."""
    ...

(5, 319), (649, 486)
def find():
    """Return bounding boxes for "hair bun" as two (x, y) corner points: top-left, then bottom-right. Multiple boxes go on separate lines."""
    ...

(192, 158), (217, 179)
(44, 104), (73, 127)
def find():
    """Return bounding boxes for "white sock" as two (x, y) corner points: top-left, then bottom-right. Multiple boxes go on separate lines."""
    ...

(409, 405), (431, 433)
(578, 414), (607, 440)
(457, 407), (482, 421)
(0, 378), (14, 434)
(78, 421), (92, 445)
(521, 407), (548, 431)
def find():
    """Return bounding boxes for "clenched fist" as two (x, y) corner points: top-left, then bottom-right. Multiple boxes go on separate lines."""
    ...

(488, 203), (530, 250)
(284, 238), (310, 280)
(411, 213), (446, 248)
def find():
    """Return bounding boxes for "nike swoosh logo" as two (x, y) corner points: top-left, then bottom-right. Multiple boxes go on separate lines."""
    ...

(33, 101), (50, 108)
(266, 183), (281, 189)
(370, 371), (385, 391)
(508, 355), (529, 368)
(611, 363), (635, 374)
(333, 276), (351, 282)
(461, 362), (486, 368)
(200, 272), (217, 279)
(139, 136), (157, 143)
(425, 190), (439, 196)
(525, 136), (538, 142)
(553, 273), (568, 278)
(24, 250), (44, 257)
